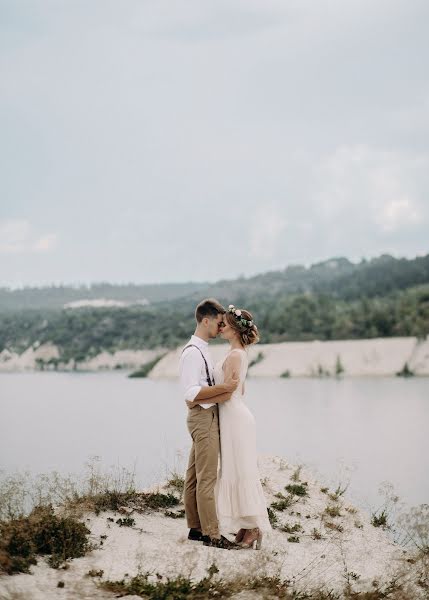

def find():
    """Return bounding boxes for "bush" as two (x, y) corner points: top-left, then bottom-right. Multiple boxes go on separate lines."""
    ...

(0, 504), (91, 574)
(285, 483), (308, 497)
(128, 353), (167, 378)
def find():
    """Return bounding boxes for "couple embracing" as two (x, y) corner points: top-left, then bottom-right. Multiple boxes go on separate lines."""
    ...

(179, 298), (271, 550)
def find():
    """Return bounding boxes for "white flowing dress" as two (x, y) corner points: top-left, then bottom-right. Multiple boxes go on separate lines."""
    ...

(214, 348), (271, 534)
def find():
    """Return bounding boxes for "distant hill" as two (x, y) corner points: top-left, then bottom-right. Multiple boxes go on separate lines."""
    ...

(178, 254), (429, 305)
(2, 254), (428, 312)
(0, 281), (208, 312)
(1, 253), (428, 364)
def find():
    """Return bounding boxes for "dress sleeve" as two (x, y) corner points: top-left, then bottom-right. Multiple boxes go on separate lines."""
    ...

(179, 348), (202, 402)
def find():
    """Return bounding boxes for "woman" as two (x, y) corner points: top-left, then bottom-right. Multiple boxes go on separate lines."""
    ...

(214, 304), (271, 549)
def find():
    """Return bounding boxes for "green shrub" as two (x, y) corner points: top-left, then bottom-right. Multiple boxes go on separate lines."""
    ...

(128, 353), (167, 378)
(371, 509), (389, 528)
(325, 505), (342, 518)
(270, 493), (294, 511)
(249, 351), (264, 368)
(143, 492), (179, 510)
(0, 504), (91, 574)
(116, 517), (135, 527)
(280, 522), (302, 534)
(396, 362), (414, 377)
(285, 483), (308, 497)
(267, 507), (278, 528)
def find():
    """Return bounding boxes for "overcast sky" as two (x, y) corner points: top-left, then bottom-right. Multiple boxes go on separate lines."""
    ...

(1, 0), (428, 288)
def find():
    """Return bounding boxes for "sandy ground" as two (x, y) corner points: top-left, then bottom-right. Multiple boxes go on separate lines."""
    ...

(0, 346), (162, 372)
(150, 336), (429, 378)
(1, 336), (428, 376)
(0, 456), (425, 600)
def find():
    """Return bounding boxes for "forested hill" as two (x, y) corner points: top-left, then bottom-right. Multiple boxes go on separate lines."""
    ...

(180, 254), (429, 305)
(0, 281), (208, 311)
(1, 254), (428, 361)
(1, 254), (429, 311)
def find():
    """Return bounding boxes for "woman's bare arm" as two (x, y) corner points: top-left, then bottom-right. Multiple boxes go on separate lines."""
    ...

(223, 351), (242, 386)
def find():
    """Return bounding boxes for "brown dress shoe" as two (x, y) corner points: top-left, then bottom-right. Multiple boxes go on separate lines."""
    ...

(203, 535), (241, 550)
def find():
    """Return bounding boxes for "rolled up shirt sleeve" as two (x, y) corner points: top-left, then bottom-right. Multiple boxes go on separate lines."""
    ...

(179, 349), (202, 402)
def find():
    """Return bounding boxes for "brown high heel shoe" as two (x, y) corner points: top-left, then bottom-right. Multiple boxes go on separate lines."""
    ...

(234, 528), (246, 543)
(240, 527), (263, 550)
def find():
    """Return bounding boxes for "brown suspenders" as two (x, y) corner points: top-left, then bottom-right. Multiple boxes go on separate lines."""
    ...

(181, 344), (215, 386)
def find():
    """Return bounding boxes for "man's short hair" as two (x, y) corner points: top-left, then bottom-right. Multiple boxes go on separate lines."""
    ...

(195, 298), (226, 323)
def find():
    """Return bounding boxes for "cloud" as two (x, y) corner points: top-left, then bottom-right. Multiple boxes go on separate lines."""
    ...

(33, 233), (58, 252)
(311, 145), (428, 234)
(249, 208), (287, 259)
(0, 219), (58, 255)
(0, 1), (428, 285)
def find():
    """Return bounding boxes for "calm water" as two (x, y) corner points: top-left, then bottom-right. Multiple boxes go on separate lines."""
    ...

(0, 372), (428, 511)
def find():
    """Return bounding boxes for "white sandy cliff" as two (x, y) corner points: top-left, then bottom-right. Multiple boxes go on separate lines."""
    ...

(1, 336), (428, 376)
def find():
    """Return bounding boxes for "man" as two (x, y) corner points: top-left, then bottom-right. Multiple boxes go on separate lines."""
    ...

(179, 298), (239, 549)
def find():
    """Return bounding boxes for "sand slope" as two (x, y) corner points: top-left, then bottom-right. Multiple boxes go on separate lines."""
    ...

(1, 336), (428, 376)
(150, 336), (429, 378)
(0, 456), (425, 600)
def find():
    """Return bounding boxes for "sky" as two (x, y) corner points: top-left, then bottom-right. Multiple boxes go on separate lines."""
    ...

(1, 0), (428, 288)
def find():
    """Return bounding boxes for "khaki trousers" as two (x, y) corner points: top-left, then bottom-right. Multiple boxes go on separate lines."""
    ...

(184, 404), (220, 538)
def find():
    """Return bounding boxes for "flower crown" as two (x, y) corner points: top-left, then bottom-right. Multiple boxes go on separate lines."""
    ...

(227, 305), (257, 330)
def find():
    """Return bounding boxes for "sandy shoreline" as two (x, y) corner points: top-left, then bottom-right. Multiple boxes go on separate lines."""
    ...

(1, 336), (428, 376)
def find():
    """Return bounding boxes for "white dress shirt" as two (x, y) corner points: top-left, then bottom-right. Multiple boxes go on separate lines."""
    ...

(179, 334), (215, 409)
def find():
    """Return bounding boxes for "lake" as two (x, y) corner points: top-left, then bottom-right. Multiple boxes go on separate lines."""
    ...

(0, 372), (428, 513)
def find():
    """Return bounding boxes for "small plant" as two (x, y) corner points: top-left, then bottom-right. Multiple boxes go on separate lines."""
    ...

(280, 370), (291, 378)
(90, 489), (139, 514)
(101, 563), (229, 598)
(128, 353), (167, 378)
(396, 362), (414, 377)
(267, 507), (278, 528)
(271, 493), (295, 511)
(285, 483), (308, 497)
(320, 486), (329, 494)
(280, 522), (302, 534)
(311, 527), (322, 540)
(325, 505), (342, 518)
(57, 581), (65, 588)
(371, 509), (389, 529)
(317, 364), (330, 377)
(291, 466), (302, 482)
(398, 503), (429, 553)
(335, 355), (344, 377)
(143, 492), (179, 510)
(345, 506), (357, 514)
(164, 509), (185, 519)
(166, 472), (185, 500)
(324, 521), (344, 533)
(328, 483), (349, 501)
(287, 535), (300, 543)
(116, 517), (135, 527)
(87, 569), (104, 577)
(249, 351), (264, 368)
